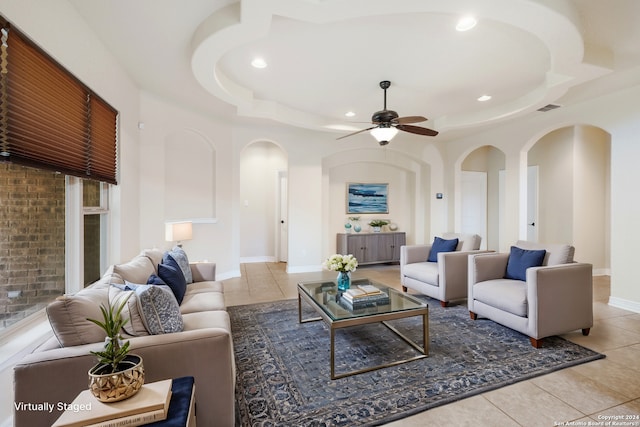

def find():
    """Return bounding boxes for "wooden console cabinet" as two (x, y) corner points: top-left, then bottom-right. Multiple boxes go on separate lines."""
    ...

(336, 232), (406, 265)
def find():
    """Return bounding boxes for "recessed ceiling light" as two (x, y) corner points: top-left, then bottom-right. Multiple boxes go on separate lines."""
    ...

(456, 15), (477, 32)
(345, 111), (356, 117)
(477, 95), (492, 102)
(251, 57), (267, 69)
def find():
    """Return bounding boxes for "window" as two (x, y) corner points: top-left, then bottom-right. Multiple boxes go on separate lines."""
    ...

(0, 17), (118, 184)
(82, 180), (108, 286)
(0, 16), (116, 333)
(0, 164), (66, 331)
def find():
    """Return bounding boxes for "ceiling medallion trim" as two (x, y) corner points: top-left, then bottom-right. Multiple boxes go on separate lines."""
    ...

(191, 0), (611, 135)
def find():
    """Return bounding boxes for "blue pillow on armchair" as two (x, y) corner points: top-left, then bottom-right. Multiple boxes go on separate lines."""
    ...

(505, 246), (547, 281)
(427, 237), (459, 262)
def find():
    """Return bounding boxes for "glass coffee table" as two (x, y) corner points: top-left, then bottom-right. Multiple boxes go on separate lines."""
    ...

(297, 278), (429, 379)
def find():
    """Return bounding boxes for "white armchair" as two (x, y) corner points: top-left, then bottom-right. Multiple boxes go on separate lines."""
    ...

(400, 233), (484, 307)
(468, 241), (593, 348)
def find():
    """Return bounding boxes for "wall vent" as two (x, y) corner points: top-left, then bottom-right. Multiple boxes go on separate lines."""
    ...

(537, 104), (561, 112)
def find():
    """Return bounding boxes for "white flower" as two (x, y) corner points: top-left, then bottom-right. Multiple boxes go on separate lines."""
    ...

(323, 253), (358, 272)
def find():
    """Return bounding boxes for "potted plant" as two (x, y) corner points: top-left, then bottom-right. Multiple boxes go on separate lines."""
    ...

(368, 219), (389, 232)
(86, 295), (145, 402)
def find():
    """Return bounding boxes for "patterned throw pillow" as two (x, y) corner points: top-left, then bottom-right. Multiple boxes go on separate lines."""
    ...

(109, 285), (149, 337)
(127, 284), (184, 335)
(166, 246), (193, 284)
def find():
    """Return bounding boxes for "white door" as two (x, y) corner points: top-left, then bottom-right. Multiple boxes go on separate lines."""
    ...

(461, 171), (487, 250)
(527, 166), (539, 242)
(277, 171), (288, 262)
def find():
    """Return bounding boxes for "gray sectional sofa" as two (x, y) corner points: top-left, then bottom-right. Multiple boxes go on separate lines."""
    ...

(13, 249), (235, 427)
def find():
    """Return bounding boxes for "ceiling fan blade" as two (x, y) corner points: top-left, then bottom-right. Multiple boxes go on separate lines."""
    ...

(393, 116), (428, 124)
(336, 126), (377, 140)
(396, 124), (439, 137)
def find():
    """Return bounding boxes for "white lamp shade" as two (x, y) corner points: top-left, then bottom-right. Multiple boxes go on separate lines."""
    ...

(370, 126), (398, 142)
(165, 221), (193, 242)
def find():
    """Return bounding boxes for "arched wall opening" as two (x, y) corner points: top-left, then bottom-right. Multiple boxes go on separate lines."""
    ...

(239, 140), (288, 262)
(526, 124), (611, 272)
(321, 148), (431, 257)
(459, 145), (506, 251)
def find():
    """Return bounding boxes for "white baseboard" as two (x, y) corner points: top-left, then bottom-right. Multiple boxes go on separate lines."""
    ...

(286, 264), (323, 274)
(239, 256), (277, 263)
(593, 268), (611, 276)
(216, 270), (241, 280)
(608, 296), (640, 314)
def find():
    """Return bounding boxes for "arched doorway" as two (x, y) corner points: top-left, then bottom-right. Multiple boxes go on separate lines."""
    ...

(526, 125), (611, 272)
(460, 145), (506, 251)
(239, 141), (288, 263)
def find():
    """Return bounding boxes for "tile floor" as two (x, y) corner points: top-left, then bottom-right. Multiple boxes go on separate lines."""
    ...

(223, 263), (640, 427)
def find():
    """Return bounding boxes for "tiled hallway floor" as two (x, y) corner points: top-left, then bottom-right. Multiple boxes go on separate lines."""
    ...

(223, 263), (640, 426)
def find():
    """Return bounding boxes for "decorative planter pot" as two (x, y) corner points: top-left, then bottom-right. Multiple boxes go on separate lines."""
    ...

(88, 354), (144, 402)
(372, 226), (382, 233)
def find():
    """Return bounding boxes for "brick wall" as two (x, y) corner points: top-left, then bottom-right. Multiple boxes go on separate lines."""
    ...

(0, 163), (65, 330)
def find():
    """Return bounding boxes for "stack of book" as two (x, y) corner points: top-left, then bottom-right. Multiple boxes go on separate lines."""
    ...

(341, 284), (390, 309)
(52, 379), (173, 427)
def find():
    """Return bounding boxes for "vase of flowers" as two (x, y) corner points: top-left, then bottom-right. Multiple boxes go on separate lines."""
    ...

(323, 253), (358, 291)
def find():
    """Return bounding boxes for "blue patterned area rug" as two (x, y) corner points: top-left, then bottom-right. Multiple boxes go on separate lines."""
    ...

(229, 296), (604, 426)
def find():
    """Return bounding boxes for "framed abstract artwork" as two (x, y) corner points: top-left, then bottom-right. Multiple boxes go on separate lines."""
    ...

(347, 183), (389, 214)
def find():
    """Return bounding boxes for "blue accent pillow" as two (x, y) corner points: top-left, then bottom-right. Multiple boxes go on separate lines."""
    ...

(147, 274), (167, 286)
(427, 237), (459, 262)
(505, 246), (547, 281)
(157, 257), (187, 305)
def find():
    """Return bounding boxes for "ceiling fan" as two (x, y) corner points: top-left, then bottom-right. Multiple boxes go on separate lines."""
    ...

(337, 80), (438, 146)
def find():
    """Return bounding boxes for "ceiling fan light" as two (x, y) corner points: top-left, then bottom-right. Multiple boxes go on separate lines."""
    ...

(370, 127), (398, 142)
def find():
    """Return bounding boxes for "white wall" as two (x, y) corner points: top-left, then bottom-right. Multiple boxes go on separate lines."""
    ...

(138, 92), (238, 277)
(573, 126), (610, 272)
(445, 85), (640, 312)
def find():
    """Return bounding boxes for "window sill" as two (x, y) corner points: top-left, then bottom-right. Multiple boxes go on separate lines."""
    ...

(0, 310), (53, 371)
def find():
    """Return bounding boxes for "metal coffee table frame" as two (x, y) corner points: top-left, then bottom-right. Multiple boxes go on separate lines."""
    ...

(297, 280), (429, 380)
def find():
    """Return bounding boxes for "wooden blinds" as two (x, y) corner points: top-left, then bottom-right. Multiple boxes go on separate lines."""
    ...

(0, 19), (118, 184)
